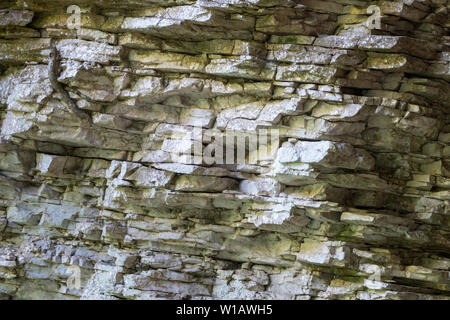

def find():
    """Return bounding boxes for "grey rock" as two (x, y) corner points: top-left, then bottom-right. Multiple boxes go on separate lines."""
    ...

(0, 0), (448, 301)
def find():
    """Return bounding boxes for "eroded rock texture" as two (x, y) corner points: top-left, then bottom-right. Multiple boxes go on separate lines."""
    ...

(0, 0), (449, 300)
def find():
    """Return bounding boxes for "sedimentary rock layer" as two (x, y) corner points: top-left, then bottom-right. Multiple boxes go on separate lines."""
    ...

(0, 0), (449, 300)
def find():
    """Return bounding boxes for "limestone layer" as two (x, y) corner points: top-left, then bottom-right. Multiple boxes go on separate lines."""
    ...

(0, 0), (449, 300)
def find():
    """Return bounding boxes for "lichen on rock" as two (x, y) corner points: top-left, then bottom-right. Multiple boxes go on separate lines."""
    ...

(0, 0), (449, 300)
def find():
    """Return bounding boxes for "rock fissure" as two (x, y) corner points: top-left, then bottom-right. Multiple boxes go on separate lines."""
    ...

(47, 44), (93, 126)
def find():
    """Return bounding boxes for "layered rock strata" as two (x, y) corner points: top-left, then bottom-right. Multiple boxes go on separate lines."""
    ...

(0, 0), (449, 300)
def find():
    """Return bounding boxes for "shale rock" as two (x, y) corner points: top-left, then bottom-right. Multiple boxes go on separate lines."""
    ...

(0, 0), (449, 301)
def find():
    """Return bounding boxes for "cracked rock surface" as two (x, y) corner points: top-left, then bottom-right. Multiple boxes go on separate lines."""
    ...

(0, 0), (449, 300)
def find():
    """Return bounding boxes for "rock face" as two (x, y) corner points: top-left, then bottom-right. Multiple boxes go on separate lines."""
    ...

(0, 0), (449, 300)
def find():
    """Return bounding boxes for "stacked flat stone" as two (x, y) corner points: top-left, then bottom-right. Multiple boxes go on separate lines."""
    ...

(0, 0), (449, 299)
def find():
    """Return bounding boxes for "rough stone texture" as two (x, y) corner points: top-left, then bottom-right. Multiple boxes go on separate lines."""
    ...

(0, 0), (449, 300)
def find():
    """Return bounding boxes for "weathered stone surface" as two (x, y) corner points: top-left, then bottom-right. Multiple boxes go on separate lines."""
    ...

(174, 175), (236, 192)
(276, 141), (375, 170)
(239, 178), (281, 197)
(0, 0), (448, 301)
(0, 10), (33, 27)
(56, 39), (123, 64)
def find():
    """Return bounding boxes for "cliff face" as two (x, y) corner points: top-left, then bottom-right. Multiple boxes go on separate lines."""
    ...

(0, 0), (449, 300)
